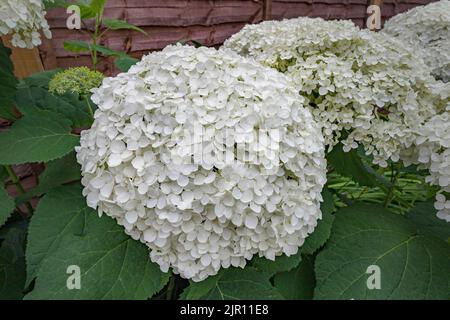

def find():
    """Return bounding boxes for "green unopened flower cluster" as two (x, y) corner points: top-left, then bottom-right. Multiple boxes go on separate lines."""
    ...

(49, 67), (104, 97)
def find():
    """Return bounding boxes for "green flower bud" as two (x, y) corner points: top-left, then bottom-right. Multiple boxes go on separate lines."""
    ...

(48, 67), (104, 97)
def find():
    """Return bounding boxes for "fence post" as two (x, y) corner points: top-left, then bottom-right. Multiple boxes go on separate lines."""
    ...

(1, 35), (44, 79)
(263, 0), (272, 20)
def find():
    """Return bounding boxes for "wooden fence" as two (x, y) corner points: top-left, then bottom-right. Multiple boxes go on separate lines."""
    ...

(38, 0), (436, 74)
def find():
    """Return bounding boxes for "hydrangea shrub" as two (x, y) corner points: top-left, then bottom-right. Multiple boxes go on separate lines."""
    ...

(0, 3), (449, 300)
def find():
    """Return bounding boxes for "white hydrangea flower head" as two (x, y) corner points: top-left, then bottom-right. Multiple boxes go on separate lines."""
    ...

(0, 0), (52, 49)
(224, 17), (450, 221)
(76, 44), (327, 281)
(382, 0), (450, 82)
(400, 107), (450, 222)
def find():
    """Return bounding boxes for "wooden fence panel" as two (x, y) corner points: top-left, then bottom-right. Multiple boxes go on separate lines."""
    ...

(40, 0), (437, 74)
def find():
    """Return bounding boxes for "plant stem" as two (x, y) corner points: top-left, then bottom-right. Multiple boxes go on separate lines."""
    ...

(91, 21), (99, 70)
(354, 186), (368, 201)
(91, 6), (105, 70)
(84, 95), (94, 119)
(166, 275), (176, 300)
(4, 165), (33, 216)
(383, 163), (399, 207)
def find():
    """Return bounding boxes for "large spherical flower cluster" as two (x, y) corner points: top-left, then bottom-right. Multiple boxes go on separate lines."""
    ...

(49, 67), (104, 97)
(224, 17), (450, 221)
(382, 0), (450, 82)
(76, 44), (327, 281)
(0, 0), (52, 49)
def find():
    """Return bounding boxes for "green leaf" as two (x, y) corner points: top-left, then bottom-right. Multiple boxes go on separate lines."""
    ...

(15, 82), (92, 128)
(86, 0), (106, 15)
(26, 183), (169, 299)
(328, 143), (387, 188)
(102, 19), (147, 35)
(180, 268), (283, 300)
(0, 167), (7, 182)
(179, 276), (220, 300)
(43, 0), (70, 9)
(114, 55), (139, 72)
(64, 40), (122, 57)
(75, 0), (106, 19)
(91, 45), (124, 57)
(407, 201), (450, 242)
(16, 152), (81, 205)
(0, 221), (27, 299)
(301, 188), (335, 255)
(0, 186), (14, 228)
(21, 69), (62, 88)
(0, 42), (18, 121)
(0, 113), (80, 165)
(251, 252), (302, 277)
(63, 40), (138, 72)
(25, 183), (92, 285)
(314, 203), (450, 299)
(63, 40), (92, 53)
(274, 255), (315, 300)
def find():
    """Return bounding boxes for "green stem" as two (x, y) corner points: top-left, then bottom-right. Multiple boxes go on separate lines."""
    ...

(91, 25), (99, 69)
(354, 186), (368, 201)
(383, 164), (399, 207)
(84, 95), (94, 119)
(4, 165), (33, 215)
(91, 6), (104, 70)
(166, 275), (176, 300)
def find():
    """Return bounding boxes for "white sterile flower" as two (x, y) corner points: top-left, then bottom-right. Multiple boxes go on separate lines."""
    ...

(76, 44), (327, 281)
(382, 0), (450, 82)
(0, 0), (52, 49)
(435, 193), (450, 222)
(224, 17), (450, 221)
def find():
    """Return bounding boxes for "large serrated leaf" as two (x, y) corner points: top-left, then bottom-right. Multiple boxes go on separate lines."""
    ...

(301, 188), (335, 255)
(16, 152), (81, 205)
(314, 203), (450, 300)
(21, 69), (61, 88)
(251, 252), (302, 277)
(15, 82), (92, 128)
(0, 113), (79, 165)
(406, 201), (450, 242)
(0, 42), (18, 121)
(0, 221), (27, 299)
(25, 183), (93, 285)
(180, 267), (283, 300)
(25, 183), (169, 299)
(274, 255), (315, 300)
(0, 185), (15, 227)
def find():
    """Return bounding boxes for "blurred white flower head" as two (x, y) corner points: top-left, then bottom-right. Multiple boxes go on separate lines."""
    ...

(76, 44), (327, 281)
(224, 17), (450, 221)
(383, 0), (450, 83)
(0, 0), (52, 49)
